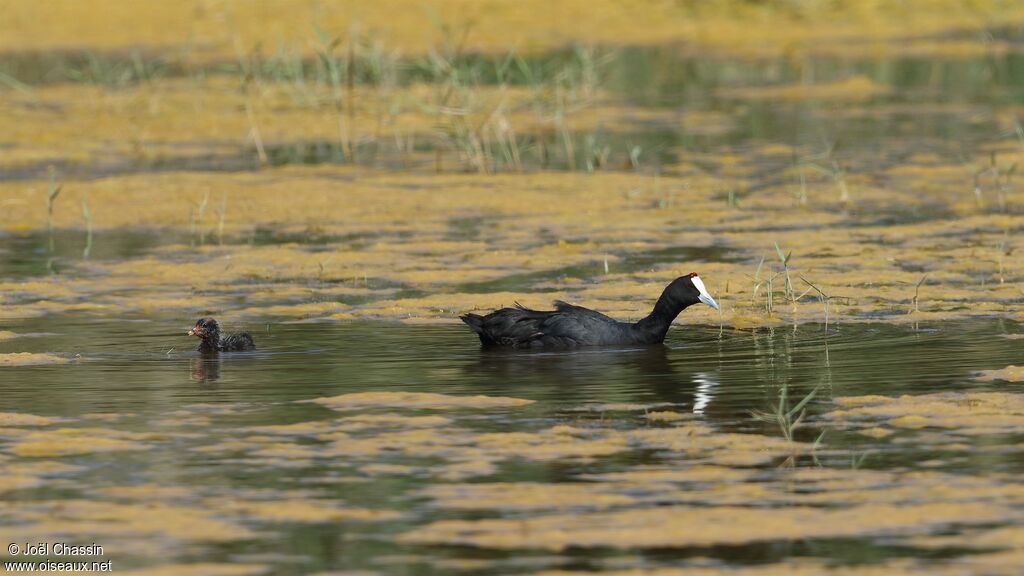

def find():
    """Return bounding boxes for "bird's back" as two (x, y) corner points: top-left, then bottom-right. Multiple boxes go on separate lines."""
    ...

(219, 332), (256, 351)
(461, 301), (631, 348)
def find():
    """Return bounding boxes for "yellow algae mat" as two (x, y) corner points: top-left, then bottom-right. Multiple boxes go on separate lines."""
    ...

(0, 4), (1021, 332)
(3, 388), (1024, 574)
(4, 0), (1023, 59)
(3, 2), (1024, 573)
(1, 167), (1021, 327)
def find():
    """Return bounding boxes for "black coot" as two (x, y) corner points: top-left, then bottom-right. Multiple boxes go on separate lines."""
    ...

(460, 273), (719, 348)
(188, 317), (255, 353)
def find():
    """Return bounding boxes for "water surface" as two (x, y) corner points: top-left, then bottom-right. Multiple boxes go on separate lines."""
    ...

(3, 13), (1024, 576)
(2, 316), (1023, 574)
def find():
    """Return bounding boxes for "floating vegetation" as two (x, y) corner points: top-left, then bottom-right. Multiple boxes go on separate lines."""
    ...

(116, 564), (268, 576)
(717, 75), (890, 102)
(211, 498), (400, 523)
(0, 474), (40, 494)
(977, 365), (1024, 382)
(417, 482), (637, 511)
(0, 352), (69, 366)
(1, 320), (1024, 573)
(0, 166), (1019, 326)
(399, 498), (1017, 551)
(0, 411), (60, 426)
(825, 392), (1024, 435)
(308, 391), (535, 410)
(8, 427), (157, 457)
(4, 1), (1024, 574)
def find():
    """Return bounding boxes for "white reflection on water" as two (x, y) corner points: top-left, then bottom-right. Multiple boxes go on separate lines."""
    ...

(692, 372), (718, 415)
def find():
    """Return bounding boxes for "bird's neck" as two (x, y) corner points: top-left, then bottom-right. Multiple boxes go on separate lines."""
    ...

(632, 287), (690, 344)
(198, 334), (220, 352)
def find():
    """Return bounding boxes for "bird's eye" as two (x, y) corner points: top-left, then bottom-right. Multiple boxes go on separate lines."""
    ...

(689, 272), (699, 278)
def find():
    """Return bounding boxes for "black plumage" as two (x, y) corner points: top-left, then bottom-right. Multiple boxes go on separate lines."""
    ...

(188, 317), (255, 353)
(460, 273), (719, 348)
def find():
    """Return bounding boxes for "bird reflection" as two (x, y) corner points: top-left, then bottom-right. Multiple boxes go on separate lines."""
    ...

(464, 345), (723, 416)
(189, 353), (222, 384)
(691, 372), (718, 415)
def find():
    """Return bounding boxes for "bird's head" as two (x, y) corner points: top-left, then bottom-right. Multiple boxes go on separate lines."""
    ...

(188, 317), (221, 341)
(671, 272), (719, 310)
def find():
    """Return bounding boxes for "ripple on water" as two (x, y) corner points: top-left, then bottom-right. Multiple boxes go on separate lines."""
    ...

(0, 318), (1023, 573)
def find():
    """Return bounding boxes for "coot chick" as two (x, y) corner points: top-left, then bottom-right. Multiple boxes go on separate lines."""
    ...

(461, 273), (719, 348)
(188, 317), (255, 353)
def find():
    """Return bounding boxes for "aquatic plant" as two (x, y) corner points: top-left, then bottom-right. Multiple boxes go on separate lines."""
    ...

(313, 24), (353, 162)
(317, 256), (334, 283)
(791, 152), (809, 206)
(851, 451), (870, 469)
(655, 177), (679, 210)
(0, 69), (32, 93)
(749, 256), (765, 306)
(190, 190), (209, 247)
(583, 133), (609, 173)
(726, 188), (738, 209)
(628, 144), (642, 171)
(996, 230), (1012, 284)
(748, 255), (786, 316)
(973, 152), (1015, 213)
(80, 196), (92, 259)
(1, 21), (631, 175)
(751, 378), (821, 444)
(801, 140), (851, 210)
(45, 166), (62, 253)
(775, 243), (794, 301)
(909, 273), (929, 314)
(215, 192), (228, 246)
(236, 42), (269, 167)
(799, 275), (833, 333)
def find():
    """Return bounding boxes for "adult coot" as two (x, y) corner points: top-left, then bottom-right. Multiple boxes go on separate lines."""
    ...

(461, 273), (719, 348)
(188, 317), (255, 353)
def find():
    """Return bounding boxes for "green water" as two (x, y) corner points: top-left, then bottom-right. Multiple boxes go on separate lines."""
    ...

(4, 43), (1024, 181)
(3, 25), (1024, 576)
(2, 314), (1023, 574)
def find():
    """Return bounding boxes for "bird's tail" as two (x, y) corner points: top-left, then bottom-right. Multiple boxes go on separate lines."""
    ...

(460, 313), (496, 345)
(460, 313), (485, 334)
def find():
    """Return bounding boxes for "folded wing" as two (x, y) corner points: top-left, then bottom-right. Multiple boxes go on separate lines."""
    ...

(461, 301), (624, 348)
